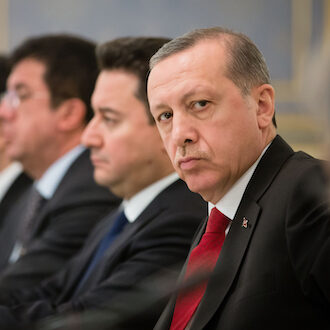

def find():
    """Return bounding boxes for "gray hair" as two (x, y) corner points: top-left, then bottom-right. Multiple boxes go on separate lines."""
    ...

(149, 27), (275, 126)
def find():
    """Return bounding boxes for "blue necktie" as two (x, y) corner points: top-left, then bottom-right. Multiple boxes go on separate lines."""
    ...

(75, 211), (129, 293)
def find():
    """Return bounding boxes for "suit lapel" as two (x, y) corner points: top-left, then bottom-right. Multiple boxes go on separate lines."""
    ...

(26, 198), (47, 241)
(189, 135), (294, 329)
(75, 205), (163, 293)
(0, 172), (32, 226)
(154, 218), (208, 330)
(65, 210), (122, 298)
(28, 150), (90, 240)
(110, 201), (163, 259)
(191, 197), (260, 329)
(96, 181), (187, 269)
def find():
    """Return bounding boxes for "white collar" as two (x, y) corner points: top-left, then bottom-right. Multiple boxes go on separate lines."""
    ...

(0, 162), (23, 201)
(209, 143), (270, 220)
(123, 172), (179, 223)
(35, 145), (85, 199)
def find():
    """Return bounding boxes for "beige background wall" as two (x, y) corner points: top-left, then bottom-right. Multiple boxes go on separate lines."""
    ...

(0, 0), (9, 52)
(1, 0), (329, 158)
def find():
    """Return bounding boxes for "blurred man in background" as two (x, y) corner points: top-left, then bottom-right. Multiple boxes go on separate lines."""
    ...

(0, 54), (31, 205)
(0, 36), (207, 329)
(0, 54), (13, 174)
(0, 54), (33, 271)
(0, 35), (121, 291)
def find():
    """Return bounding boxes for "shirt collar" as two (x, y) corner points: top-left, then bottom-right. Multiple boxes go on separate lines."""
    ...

(35, 145), (85, 199)
(209, 143), (271, 220)
(123, 172), (179, 223)
(0, 162), (23, 201)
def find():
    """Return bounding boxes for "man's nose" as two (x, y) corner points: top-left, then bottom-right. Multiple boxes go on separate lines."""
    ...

(0, 100), (15, 121)
(81, 116), (103, 148)
(171, 112), (197, 148)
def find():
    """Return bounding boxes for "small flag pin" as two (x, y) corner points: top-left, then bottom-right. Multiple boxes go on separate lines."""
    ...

(242, 217), (249, 228)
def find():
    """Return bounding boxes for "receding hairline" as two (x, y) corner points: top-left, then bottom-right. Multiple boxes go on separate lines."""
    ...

(149, 29), (234, 70)
(149, 27), (271, 94)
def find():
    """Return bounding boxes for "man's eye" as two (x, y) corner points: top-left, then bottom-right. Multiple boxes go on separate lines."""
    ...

(103, 116), (117, 124)
(159, 112), (172, 121)
(17, 92), (31, 101)
(193, 100), (209, 109)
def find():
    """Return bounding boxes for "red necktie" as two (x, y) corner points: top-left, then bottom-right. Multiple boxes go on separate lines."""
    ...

(170, 207), (230, 330)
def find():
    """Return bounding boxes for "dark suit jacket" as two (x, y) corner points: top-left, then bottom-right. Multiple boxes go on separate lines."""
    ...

(0, 179), (207, 329)
(0, 172), (33, 271)
(0, 149), (121, 291)
(155, 135), (330, 329)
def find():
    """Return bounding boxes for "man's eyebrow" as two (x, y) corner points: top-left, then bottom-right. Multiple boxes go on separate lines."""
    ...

(11, 83), (29, 92)
(181, 86), (212, 102)
(151, 90), (202, 111)
(98, 107), (121, 116)
(151, 103), (170, 112)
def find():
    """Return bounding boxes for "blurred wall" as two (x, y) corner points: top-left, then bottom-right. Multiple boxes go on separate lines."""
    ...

(0, 0), (9, 52)
(0, 0), (329, 157)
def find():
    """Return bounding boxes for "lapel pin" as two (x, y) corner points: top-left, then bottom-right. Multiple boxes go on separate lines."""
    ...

(242, 217), (249, 229)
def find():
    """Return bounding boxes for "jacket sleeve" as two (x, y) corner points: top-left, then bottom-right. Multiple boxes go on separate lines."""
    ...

(0, 188), (120, 292)
(4, 208), (204, 328)
(286, 160), (330, 309)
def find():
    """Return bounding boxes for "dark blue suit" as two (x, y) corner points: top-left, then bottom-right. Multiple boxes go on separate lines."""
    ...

(0, 149), (121, 291)
(0, 179), (207, 329)
(0, 172), (32, 271)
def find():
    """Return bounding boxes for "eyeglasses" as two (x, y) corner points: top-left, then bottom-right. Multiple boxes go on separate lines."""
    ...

(0, 90), (48, 112)
(0, 90), (21, 109)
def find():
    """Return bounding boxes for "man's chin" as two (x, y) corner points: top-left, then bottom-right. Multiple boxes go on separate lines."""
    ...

(93, 173), (109, 188)
(6, 148), (21, 163)
(184, 180), (203, 195)
(184, 176), (217, 202)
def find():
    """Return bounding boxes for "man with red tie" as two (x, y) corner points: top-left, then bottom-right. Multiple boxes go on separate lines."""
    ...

(147, 27), (330, 329)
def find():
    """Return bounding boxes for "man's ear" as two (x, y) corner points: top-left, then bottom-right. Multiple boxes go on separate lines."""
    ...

(56, 98), (86, 131)
(253, 84), (275, 129)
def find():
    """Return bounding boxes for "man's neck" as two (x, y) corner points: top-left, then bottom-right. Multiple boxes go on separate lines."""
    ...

(25, 140), (82, 179)
(0, 153), (12, 172)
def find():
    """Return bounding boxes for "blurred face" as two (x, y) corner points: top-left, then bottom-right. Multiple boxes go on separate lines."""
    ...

(0, 120), (6, 155)
(0, 58), (59, 177)
(0, 119), (12, 169)
(82, 70), (171, 199)
(148, 39), (273, 204)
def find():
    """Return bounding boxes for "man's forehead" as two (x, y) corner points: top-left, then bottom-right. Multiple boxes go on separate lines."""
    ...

(12, 57), (45, 73)
(149, 42), (226, 97)
(151, 41), (226, 82)
(153, 38), (225, 67)
(9, 58), (46, 87)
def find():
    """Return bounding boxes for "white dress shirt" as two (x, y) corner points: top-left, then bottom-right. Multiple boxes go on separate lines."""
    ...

(0, 162), (23, 202)
(123, 172), (179, 223)
(35, 145), (85, 199)
(209, 143), (270, 234)
(9, 145), (86, 263)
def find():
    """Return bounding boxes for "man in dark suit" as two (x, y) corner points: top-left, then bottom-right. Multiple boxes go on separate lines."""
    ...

(0, 35), (121, 290)
(147, 27), (330, 329)
(0, 55), (31, 210)
(0, 37), (207, 329)
(0, 164), (32, 271)
(0, 54), (33, 271)
(0, 54), (31, 220)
